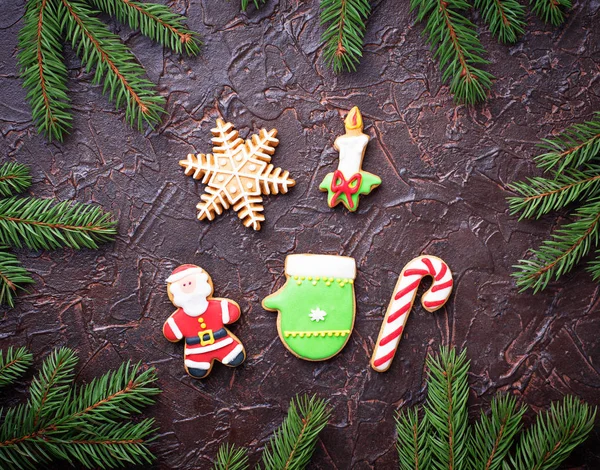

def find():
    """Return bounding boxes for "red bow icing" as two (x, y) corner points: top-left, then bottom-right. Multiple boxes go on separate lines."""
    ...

(330, 170), (362, 209)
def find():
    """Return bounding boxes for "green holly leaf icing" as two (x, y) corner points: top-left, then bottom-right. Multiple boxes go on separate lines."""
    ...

(319, 170), (381, 211)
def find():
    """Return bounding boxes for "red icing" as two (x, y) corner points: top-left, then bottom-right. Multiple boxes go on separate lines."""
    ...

(330, 170), (362, 209)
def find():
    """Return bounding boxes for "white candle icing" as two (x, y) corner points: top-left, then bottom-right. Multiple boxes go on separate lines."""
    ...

(334, 134), (369, 178)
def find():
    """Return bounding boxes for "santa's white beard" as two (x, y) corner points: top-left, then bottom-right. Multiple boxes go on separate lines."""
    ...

(170, 282), (212, 316)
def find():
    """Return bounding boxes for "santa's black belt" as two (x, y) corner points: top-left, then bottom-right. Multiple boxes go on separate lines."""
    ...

(185, 328), (227, 345)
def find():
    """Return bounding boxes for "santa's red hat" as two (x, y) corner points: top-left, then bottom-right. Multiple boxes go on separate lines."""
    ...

(166, 264), (206, 283)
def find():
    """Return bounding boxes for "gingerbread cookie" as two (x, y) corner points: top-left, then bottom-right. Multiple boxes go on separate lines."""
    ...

(262, 254), (357, 361)
(163, 264), (246, 379)
(319, 106), (381, 211)
(371, 255), (453, 372)
(179, 119), (295, 230)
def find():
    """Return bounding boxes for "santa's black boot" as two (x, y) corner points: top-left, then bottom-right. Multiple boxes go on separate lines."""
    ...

(187, 367), (210, 379)
(227, 351), (245, 367)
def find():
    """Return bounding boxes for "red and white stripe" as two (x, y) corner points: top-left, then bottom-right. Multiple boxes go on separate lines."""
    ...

(370, 255), (453, 372)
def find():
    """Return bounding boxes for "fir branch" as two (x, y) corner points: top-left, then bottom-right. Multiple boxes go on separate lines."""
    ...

(0, 248), (35, 307)
(411, 0), (493, 104)
(0, 347), (33, 389)
(0, 197), (116, 251)
(587, 251), (600, 281)
(508, 396), (596, 470)
(513, 197), (600, 292)
(241, 0), (266, 11)
(530, 0), (572, 26)
(535, 112), (600, 172)
(89, 0), (200, 55)
(470, 395), (526, 470)
(320, 0), (371, 73)
(213, 443), (250, 470)
(28, 348), (78, 428)
(508, 164), (600, 220)
(396, 408), (431, 470)
(58, 0), (165, 130)
(425, 346), (470, 470)
(0, 353), (160, 469)
(260, 395), (330, 470)
(473, 0), (525, 43)
(0, 163), (32, 198)
(17, 0), (72, 142)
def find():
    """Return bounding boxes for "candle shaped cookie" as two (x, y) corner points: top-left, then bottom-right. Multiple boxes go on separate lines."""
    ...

(319, 107), (381, 211)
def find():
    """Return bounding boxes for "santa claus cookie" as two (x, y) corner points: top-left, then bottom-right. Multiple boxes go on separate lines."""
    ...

(163, 264), (246, 379)
(262, 254), (357, 361)
(319, 107), (381, 211)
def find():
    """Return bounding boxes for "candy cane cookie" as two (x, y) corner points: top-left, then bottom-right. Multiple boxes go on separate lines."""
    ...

(370, 255), (453, 372)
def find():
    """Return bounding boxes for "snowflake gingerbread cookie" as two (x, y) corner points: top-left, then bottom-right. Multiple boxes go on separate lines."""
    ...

(319, 107), (381, 211)
(262, 254), (357, 361)
(179, 119), (295, 230)
(163, 264), (246, 379)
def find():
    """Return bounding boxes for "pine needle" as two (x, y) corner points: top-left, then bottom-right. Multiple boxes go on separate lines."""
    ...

(535, 112), (600, 172)
(0, 248), (35, 307)
(0, 347), (33, 388)
(508, 164), (600, 220)
(396, 408), (431, 470)
(508, 396), (596, 470)
(425, 346), (470, 470)
(18, 0), (72, 142)
(474, 0), (525, 43)
(0, 163), (32, 198)
(0, 197), (116, 251)
(530, 0), (572, 26)
(89, 0), (200, 55)
(411, 0), (494, 104)
(470, 395), (526, 470)
(260, 395), (330, 470)
(512, 197), (600, 293)
(320, 0), (371, 73)
(241, 0), (266, 11)
(213, 443), (250, 470)
(0, 350), (160, 469)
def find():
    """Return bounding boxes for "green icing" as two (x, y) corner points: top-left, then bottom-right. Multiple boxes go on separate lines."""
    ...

(262, 277), (355, 361)
(319, 170), (381, 212)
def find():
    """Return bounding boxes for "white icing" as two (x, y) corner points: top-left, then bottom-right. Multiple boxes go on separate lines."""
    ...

(309, 308), (327, 322)
(222, 344), (244, 364)
(285, 254), (356, 280)
(167, 317), (183, 340)
(166, 267), (205, 283)
(185, 337), (234, 355)
(334, 134), (369, 179)
(221, 299), (230, 323)
(185, 359), (211, 369)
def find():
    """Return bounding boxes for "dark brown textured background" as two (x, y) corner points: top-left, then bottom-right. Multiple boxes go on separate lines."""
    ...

(1, 0), (600, 468)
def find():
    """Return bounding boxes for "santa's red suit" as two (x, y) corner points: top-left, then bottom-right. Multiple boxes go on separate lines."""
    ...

(163, 299), (245, 376)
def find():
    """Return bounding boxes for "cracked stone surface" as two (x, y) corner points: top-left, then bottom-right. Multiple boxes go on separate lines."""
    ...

(1, 0), (599, 468)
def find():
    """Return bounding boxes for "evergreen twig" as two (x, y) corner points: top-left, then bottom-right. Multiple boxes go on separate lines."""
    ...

(89, 0), (200, 55)
(0, 248), (35, 307)
(410, 0), (494, 104)
(0, 347), (33, 388)
(0, 163), (32, 198)
(470, 395), (526, 470)
(424, 346), (470, 470)
(535, 112), (600, 172)
(18, 0), (72, 141)
(473, 0), (525, 43)
(213, 444), (249, 470)
(320, 0), (371, 73)
(0, 197), (117, 251)
(260, 395), (330, 470)
(18, 0), (199, 141)
(396, 408), (431, 470)
(0, 348), (160, 469)
(530, 0), (572, 26)
(512, 197), (600, 293)
(508, 395), (596, 470)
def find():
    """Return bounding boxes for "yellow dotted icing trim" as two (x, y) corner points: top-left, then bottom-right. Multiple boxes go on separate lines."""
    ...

(292, 277), (352, 286)
(284, 330), (351, 338)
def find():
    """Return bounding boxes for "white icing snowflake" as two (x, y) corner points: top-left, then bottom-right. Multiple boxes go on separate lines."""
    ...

(309, 308), (327, 322)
